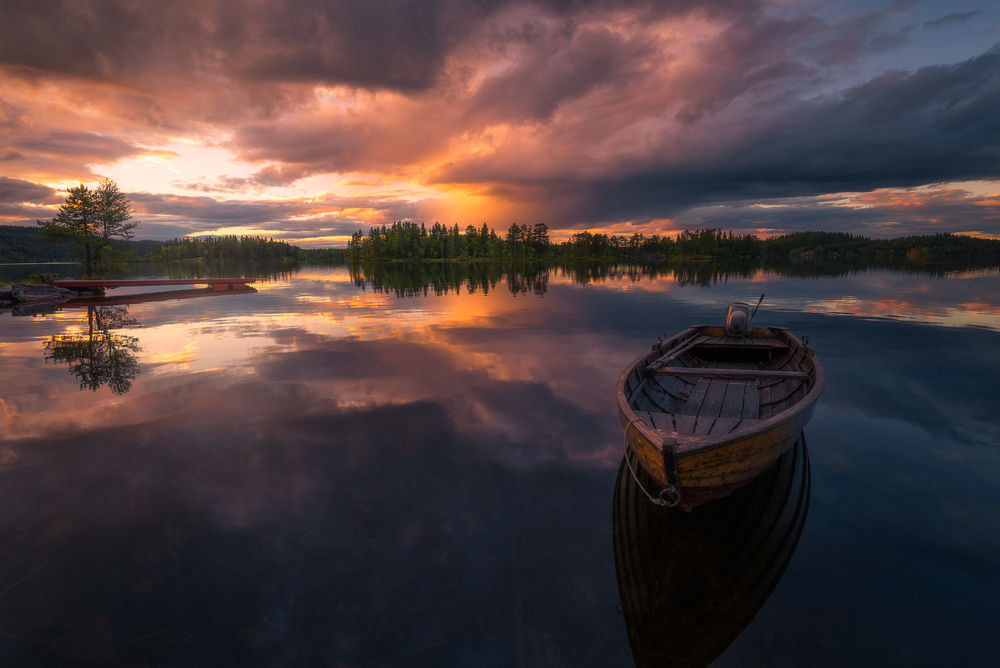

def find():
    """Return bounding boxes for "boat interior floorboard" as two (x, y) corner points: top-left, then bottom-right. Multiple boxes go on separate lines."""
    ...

(742, 384), (761, 420)
(628, 326), (818, 437)
(694, 381), (729, 435)
(709, 381), (747, 436)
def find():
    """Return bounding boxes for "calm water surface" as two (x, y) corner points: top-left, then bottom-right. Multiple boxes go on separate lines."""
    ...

(1, 265), (998, 666)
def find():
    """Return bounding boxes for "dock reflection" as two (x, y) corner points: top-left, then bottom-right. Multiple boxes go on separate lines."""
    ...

(63, 284), (257, 308)
(613, 434), (810, 667)
(43, 286), (256, 394)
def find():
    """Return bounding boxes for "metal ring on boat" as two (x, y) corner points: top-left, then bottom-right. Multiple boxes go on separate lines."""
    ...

(656, 486), (681, 507)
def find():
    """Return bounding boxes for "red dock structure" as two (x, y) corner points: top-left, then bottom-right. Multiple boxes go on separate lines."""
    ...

(51, 278), (255, 291)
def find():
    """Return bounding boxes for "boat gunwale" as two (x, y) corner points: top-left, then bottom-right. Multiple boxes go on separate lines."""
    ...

(615, 326), (703, 460)
(616, 325), (826, 460)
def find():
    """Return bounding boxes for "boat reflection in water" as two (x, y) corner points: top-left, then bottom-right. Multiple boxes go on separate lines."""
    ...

(613, 434), (810, 667)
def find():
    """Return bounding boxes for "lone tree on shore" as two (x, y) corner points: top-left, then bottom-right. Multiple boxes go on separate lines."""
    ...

(39, 179), (139, 276)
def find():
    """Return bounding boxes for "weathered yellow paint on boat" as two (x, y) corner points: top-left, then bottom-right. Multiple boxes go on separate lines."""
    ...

(623, 425), (667, 486)
(675, 409), (812, 487)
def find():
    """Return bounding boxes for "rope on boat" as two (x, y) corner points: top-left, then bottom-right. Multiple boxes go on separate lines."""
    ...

(623, 416), (681, 508)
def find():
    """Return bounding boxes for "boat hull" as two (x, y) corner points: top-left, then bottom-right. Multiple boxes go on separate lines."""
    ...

(617, 324), (824, 509)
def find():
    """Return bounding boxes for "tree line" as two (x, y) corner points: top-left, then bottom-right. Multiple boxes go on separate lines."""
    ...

(7, 180), (1000, 272)
(560, 228), (762, 260)
(151, 236), (350, 265)
(346, 221), (551, 262)
(345, 223), (1000, 264)
(344, 224), (768, 262)
(153, 236), (303, 263)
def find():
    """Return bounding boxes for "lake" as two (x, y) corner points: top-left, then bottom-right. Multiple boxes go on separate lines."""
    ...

(1, 263), (998, 666)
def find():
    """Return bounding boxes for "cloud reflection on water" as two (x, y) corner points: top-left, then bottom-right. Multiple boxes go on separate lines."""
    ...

(0, 389), (623, 664)
(0, 263), (999, 665)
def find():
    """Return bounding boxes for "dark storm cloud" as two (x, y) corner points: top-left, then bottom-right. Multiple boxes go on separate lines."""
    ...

(553, 43), (1000, 225)
(465, 26), (655, 123)
(0, 94), (155, 180)
(129, 192), (308, 225)
(127, 191), (424, 238)
(0, 177), (57, 204)
(0, 1), (758, 94)
(0, 1), (563, 92)
(923, 11), (985, 30)
(12, 131), (145, 162)
(220, 1), (774, 182)
(239, 0), (473, 91)
(809, 11), (914, 65)
(670, 188), (1000, 237)
(231, 120), (375, 177)
(0, 177), (59, 221)
(225, 20), (664, 182)
(670, 13), (821, 124)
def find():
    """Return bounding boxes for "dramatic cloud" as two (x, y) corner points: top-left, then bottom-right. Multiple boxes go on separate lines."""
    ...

(0, 177), (56, 204)
(666, 182), (1000, 238)
(923, 11), (985, 30)
(126, 190), (432, 241)
(0, 177), (60, 220)
(563, 44), (1000, 225)
(1, 0), (999, 242)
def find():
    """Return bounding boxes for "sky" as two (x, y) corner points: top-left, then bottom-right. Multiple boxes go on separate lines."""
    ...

(1, 0), (999, 247)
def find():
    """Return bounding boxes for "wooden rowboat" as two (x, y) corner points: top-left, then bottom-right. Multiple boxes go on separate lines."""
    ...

(617, 317), (824, 509)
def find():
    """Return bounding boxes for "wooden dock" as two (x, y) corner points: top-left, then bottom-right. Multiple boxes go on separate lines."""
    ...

(51, 278), (255, 291)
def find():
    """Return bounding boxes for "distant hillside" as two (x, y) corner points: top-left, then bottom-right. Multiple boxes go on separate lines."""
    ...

(0, 225), (164, 263)
(153, 236), (348, 263)
(0, 226), (349, 265)
(760, 231), (1000, 263)
(0, 225), (77, 261)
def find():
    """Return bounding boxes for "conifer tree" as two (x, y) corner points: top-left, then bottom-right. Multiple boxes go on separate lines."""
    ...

(39, 179), (139, 275)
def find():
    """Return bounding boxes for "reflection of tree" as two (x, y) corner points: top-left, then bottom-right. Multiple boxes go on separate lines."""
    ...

(349, 260), (765, 294)
(44, 306), (142, 395)
(350, 261), (551, 297)
(349, 255), (1000, 296)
